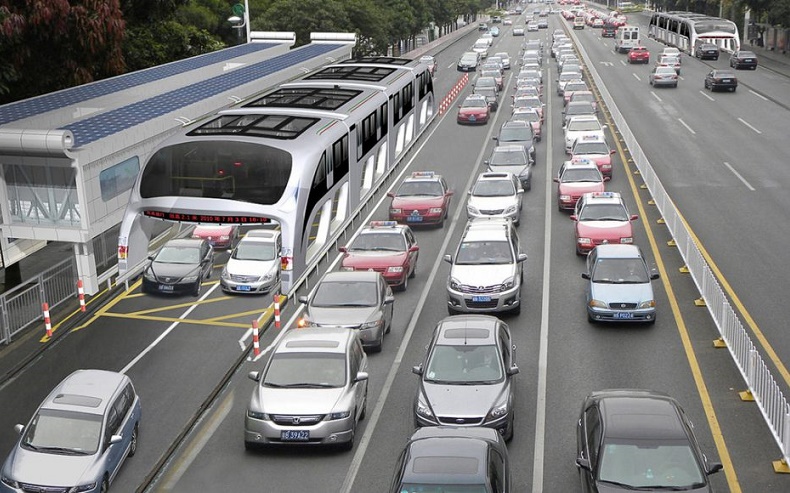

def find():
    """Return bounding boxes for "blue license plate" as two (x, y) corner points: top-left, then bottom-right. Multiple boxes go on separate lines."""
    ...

(472, 296), (492, 302)
(613, 312), (634, 319)
(469, 115), (476, 121)
(159, 285), (174, 292)
(236, 285), (251, 291)
(281, 430), (310, 441)
(407, 216), (423, 222)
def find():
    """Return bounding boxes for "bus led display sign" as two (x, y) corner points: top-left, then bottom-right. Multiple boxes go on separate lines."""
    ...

(143, 210), (270, 224)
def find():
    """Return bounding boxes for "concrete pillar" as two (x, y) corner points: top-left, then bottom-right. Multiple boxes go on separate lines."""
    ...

(74, 241), (99, 295)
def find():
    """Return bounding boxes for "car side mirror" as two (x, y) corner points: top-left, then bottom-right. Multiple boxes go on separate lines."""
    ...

(147, 255), (155, 261)
(298, 295), (308, 304)
(109, 434), (123, 447)
(483, 160), (490, 166)
(387, 192), (395, 198)
(553, 177), (560, 183)
(630, 214), (639, 221)
(354, 371), (369, 383)
(447, 190), (454, 196)
(384, 294), (395, 305)
(576, 457), (592, 471)
(604, 176), (611, 182)
(412, 364), (424, 375)
(338, 246), (348, 253)
(570, 215), (578, 221)
(443, 254), (453, 263)
(507, 365), (520, 376)
(517, 253), (528, 263)
(707, 462), (723, 475)
(14, 424), (24, 435)
(248, 371), (261, 382)
(610, 149), (616, 155)
(581, 272), (591, 280)
(650, 272), (660, 280)
(517, 188), (524, 194)
(409, 245), (420, 253)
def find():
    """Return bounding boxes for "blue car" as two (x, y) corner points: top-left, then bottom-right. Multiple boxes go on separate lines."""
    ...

(582, 244), (659, 324)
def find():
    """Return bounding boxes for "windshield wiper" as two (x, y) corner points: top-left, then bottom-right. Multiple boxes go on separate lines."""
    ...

(370, 247), (400, 252)
(598, 479), (639, 490)
(267, 382), (336, 388)
(35, 446), (87, 456)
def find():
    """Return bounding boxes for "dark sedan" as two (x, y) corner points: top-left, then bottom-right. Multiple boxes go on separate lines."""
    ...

(704, 69), (738, 92)
(729, 50), (758, 69)
(576, 389), (723, 492)
(142, 238), (214, 296)
(694, 43), (719, 60)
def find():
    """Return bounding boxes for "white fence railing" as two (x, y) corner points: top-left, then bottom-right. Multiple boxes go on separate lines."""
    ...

(572, 29), (790, 465)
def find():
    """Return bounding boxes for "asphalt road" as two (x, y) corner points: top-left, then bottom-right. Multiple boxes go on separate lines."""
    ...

(2, 10), (790, 493)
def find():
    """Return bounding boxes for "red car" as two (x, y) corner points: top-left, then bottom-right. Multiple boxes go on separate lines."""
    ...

(554, 160), (607, 211)
(191, 224), (239, 249)
(339, 221), (419, 291)
(570, 137), (616, 178)
(457, 94), (490, 125)
(571, 192), (638, 255)
(388, 171), (454, 226)
(628, 46), (650, 64)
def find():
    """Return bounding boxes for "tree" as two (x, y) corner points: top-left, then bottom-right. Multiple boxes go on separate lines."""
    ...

(0, 0), (126, 103)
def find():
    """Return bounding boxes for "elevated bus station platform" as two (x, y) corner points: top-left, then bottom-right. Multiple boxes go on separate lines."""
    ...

(0, 32), (355, 296)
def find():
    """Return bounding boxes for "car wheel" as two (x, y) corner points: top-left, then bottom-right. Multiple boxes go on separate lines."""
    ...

(359, 385), (368, 420)
(587, 313), (596, 324)
(342, 421), (356, 451)
(505, 414), (515, 442)
(398, 274), (408, 292)
(511, 303), (521, 316)
(193, 280), (201, 297)
(731, 87), (736, 92)
(752, 65), (757, 70)
(448, 306), (458, 316)
(100, 478), (109, 493)
(673, 83), (678, 88)
(244, 441), (259, 451)
(129, 424), (139, 457)
(524, 179), (532, 191)
(409, 262), (416, 278)
(373, 330), (384, 352)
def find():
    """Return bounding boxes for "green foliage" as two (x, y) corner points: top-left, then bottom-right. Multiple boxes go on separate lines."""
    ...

(123, 20), (224, 72)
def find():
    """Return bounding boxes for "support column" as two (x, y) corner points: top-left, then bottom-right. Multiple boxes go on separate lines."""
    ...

(73, 242), (99, 295)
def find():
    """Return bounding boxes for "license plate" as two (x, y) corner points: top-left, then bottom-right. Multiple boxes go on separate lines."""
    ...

(159, 285), (174, 292)
(472, 296), (492, 302)
(236, 285), (251, 291)
(469, 115), (477, 121)
(281, 430), (310, 441)
(721, 79), (731, 83)
(407, 216), (423, 222)
(744, 59), (753, 62)
(613, 312), (634, 319)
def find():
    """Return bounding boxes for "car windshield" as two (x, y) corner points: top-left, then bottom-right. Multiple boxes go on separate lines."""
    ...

(490, 150), (527, 166)
(592, 258), (649, 283)
(561, 169), (602, 183)
(462, 98), (487, 109)
(573, 142), (609, 155)
(155, 245), (200, 264)
(566, 104), (594, 115)
(232, 242), (277, 261)
(559, 72), (580, 82)
(425, 344), (504, 384)
(476, 78), (496, 88)
(571, 93), (594, 104)
(498, 127), (532, 142)
(472, 180), (516, 197)
(22, 409), (102, 455)
(568, 120), (601, 132)
(655, 67), (677, 75)
(578, 203), (629, 222)
(399, 484), (487, 493)
(565, 83), (588, 92)
(312, 280), (378, 307)
(481, 70), (499, 78)
(512, 111), (539, 123)
(598, 440), (705, 488)
(397, 181), (444, 196)
(263, 352), (346, 388)
(350, 232), (406, 251)
(455, 241), (513, 264)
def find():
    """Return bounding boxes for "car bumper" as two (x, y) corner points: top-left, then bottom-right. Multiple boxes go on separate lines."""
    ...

(390, 211), (445, 224)
(447, 285), (521, 313)
(651, 79), (678, 86)
(587, 306), (657, 323)
(245, 415), (355, 447)
(142, 278), (197, 295)
(310, 323), (384, 349)
(467, 209), (520, 223)
(220, 276), (278, 294)
(415, 412), (511, 437)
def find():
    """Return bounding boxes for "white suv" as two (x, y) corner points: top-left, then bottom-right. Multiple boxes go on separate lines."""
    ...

(444, 218), (527, 315)
(564, 115), (607, 153)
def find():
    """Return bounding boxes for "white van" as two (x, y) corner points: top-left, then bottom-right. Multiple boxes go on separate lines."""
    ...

(614, 25), (640, 53)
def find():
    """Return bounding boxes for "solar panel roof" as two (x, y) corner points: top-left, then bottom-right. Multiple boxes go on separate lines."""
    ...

(340, 57), (412, 65)
(188, 114), (319, 140)
(246, 87), (362, 110)
(59, 43), (342, 147)
(304, 65), (396, 82)
(0, 43), (275, 127)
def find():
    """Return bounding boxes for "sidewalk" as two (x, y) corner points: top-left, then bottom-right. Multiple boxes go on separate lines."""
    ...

(749, 43), (790, 77)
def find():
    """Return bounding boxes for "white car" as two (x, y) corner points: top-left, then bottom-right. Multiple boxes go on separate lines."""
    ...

(513, 26), (526, 36)
(494, 52), (511, 69)
(564, 115), (607, 154)
(467, 172), (524, 225)
(220, 229), (281, 294)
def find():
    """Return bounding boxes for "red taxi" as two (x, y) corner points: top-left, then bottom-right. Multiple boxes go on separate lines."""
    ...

(339, 221), (419, 291)
(627, 46), (650, 64)
(570, 137), (616, 178)
(191, 224), (239, 249)
(457, 94), (490, 125)
(388, 172), (453, 227)
(571, 192), (638, 255)
(554, 160), (607, 211)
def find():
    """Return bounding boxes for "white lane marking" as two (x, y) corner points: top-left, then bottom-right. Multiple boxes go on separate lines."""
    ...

(738, 117), (762, 134)
(340, 72), (515, 493)
(651, 91), (662, 102)
(446, 62), (455, 69)
(238, 328), (252, 350)
(749, 89), (768, 101)
(252, 306), (305, 362)
(121, 283), (220, 374)
(699, 91), (715, 101)
(619, 59), (626, 66)
(156, 389), (234, 489)
(532, 64), (554, 493)
(632, 73), (641, 81)
(678, 118), (696, 135)
(723, 161), (755, 191)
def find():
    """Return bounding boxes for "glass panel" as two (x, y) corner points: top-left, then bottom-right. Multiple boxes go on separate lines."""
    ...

(4, 164), (80, 226)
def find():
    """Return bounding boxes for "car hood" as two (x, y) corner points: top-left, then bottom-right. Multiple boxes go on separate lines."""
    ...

(392, 196), (445, 209)
(577, 221), (632, 239)
(559, 182), (605, 195)
(451, 264), (515, 285)
(421, 381), (507, 417)
(594, 481), (710, 493)
(225, 257), (277, 276)
(342, 252), (407, 269)
(306, 306), (380, 326)
(591, 281), (654, 304)
(253, 386), (346, 415)
(468, 196), (518, 211)
(4, 447), (98, 486)
(149, 261), (200, 279)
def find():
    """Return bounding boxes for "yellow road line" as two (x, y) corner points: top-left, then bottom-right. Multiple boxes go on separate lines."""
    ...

(100, 311), (249, 328)
(70, 279), (142, 333)
(126, 296), (233, 316)
(609, 116), (741, 491)
(39, 285), (114, 342)
(203, 307), (270, 323)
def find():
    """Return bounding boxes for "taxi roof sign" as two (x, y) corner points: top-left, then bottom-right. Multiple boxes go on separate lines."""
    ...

(410, 171), (436, 179)
(591, 192), (617, 198)
(369, 220), (399, 228)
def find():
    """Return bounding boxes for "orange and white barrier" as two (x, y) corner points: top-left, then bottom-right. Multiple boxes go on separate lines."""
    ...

(438, 73), (469, 114)
(43, 303), (52, 338)
(252, 319), (260, 357)
(77, 279), (86, 312)
(274, 293), (281, 329)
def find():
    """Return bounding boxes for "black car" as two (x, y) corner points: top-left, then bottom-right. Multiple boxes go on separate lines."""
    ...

(142, 238), (214, 296)
(694, 43), (719, 60)
(704, 69), (738, 92)
(576, 389), (723, 492)
(390, 426), (512, 493)
(457, 52), (480, 72)
(729, 50), (758, 69)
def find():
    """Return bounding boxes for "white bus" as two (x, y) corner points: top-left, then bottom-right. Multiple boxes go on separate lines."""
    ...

(648, 11), (740, 54)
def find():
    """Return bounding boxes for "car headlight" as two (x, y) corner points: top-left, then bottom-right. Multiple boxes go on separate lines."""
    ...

(577, 237), (592, 245)
(390, 208), (401, 214)
(220, 268), (230, 280)
(247, 409), (269, 420)
(1, 474), (19, 488)
(467, 204), (480, 215)
(416, 394), (435, 420)
(387, 266), (404, 273)
(504, 205), (517, 214)
(220, 235), (230, 240)
(588, 299), (608, 309)
(601, 163), (612, 169)
(182, 275), (199, 283)
(519, 168), (530, 178)
(340, 266), (355, 272)
(361, 319), (383, 330)
(485, 395), (510, 422)
(639, 300), (656, 309)
(70, 483), (98, 493)
(429, 207), (443, 214)
(559, 194), (571, 202)
(143, 269), (156, 281)
(329, 411), (351, 420)
(502, 276), (516, 290)
(620, 237), (634, 244)
(449, 277), (461, 290)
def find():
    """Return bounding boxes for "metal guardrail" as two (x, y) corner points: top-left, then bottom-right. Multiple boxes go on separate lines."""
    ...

(574, 30), (790, 465)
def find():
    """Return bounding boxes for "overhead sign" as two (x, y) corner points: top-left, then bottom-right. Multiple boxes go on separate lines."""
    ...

(143, 210), (269, 224)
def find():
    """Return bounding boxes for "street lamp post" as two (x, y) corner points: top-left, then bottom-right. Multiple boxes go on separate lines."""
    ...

(228, 0), (251, 43)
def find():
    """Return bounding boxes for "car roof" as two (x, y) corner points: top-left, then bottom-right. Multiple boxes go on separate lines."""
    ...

(164, 238), (205, 248)
(244, 229), (280, 240)
(277, 326), (354, 354)
(463, 218), (512, 241)
(43, 369), (128, 415)
(592, 390), (688, 441)
(435, 315), (499, 345)
(493, 144), (527, 153)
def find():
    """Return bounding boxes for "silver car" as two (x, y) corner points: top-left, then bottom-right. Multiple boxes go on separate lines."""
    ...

(298, 271), (394, 352)
(220, 229), (281, 294)
(467, 172), (524, 225)
(1, 370), (141, 493)
(412, 315), (518, 440)
(245, 327), (368, 450)
(445, 218), (527, 315)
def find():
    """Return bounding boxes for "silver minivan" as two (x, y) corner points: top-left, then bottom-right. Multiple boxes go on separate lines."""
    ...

(1, 370), (141, 493)
(245, 327), (369, 450)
